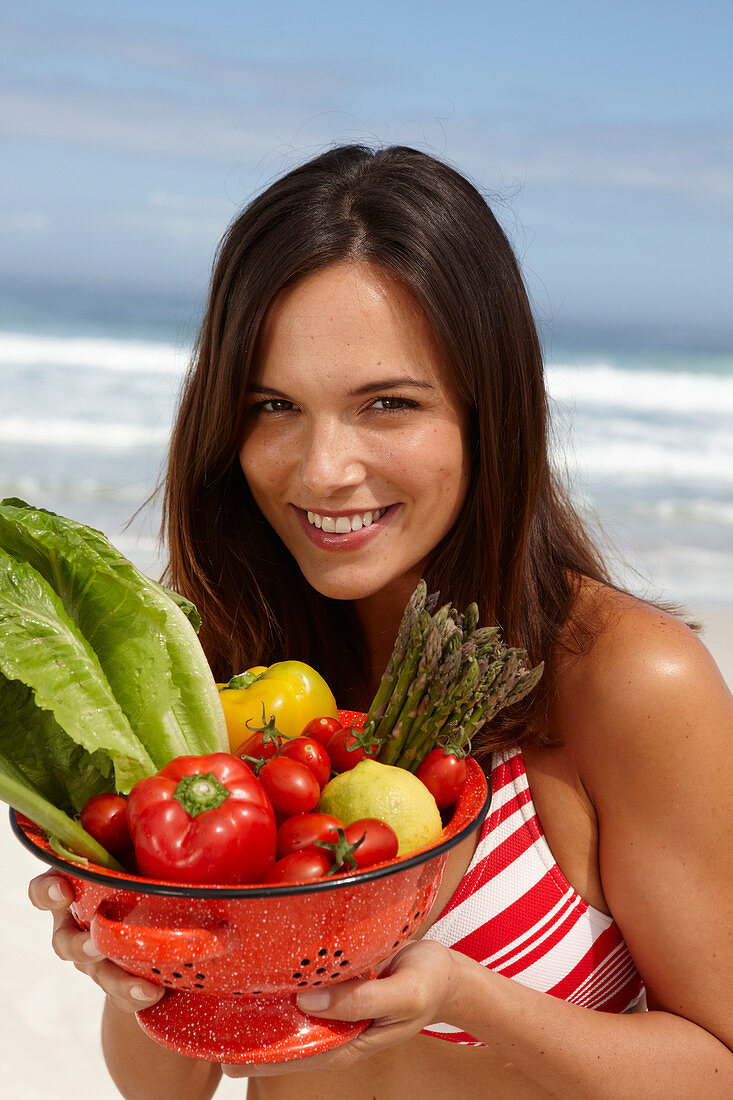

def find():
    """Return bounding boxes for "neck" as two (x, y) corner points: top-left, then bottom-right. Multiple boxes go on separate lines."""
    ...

(352, 578), (421, 699)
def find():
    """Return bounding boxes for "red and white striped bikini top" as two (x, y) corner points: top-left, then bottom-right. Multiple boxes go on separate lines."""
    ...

(421, 747), (644, 1044)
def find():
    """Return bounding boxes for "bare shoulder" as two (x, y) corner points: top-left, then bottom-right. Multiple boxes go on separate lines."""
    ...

(557, 583), (733, 1046)
(555, 581), (732, 778)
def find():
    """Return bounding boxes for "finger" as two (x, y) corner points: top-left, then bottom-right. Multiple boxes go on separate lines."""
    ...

(297, 976), (387, 1023)
(51, 910), (106, 965)
(296, 944), (448, 1024)
(28, 871), (75, 912)
(92, 959), (164, 1014)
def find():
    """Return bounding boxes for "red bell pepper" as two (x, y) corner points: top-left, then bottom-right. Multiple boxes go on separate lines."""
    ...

(126, 753), (277, 884)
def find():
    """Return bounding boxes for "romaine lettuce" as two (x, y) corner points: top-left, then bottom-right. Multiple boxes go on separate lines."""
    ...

(0, 499), (229, 860)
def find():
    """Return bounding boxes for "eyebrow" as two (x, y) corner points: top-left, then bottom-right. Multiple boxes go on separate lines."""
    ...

(247, 377), (436, 397)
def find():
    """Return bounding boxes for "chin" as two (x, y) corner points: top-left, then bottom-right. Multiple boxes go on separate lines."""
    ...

(298, 567), (387, 603)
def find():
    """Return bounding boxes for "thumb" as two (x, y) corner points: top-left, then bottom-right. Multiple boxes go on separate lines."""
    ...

(296, 976), (375, 1022)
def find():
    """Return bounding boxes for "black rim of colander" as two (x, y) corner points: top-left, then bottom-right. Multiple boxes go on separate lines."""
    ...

(9, 773), (491, 899)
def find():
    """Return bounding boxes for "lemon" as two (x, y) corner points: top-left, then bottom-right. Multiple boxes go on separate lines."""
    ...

(318, 759), (442, 856)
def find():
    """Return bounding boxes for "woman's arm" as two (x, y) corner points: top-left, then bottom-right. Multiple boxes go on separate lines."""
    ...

(290, 936), (730, 1097)
(102, 998), (222, 1100)
(29, 873), (222, 1100)
(288, 601), (733, 1095)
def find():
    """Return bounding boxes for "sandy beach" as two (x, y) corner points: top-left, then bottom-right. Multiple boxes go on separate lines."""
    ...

(1, 606), (731, 1099)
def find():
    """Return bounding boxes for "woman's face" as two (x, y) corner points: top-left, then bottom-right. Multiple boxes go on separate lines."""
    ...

(239, 262), (470, 613)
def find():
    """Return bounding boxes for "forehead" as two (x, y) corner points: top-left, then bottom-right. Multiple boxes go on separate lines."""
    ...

(252, 262), (446, 384)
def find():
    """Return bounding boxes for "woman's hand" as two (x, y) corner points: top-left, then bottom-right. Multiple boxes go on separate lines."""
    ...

(27, 870), (164, 1015)
(221, 939), (459, 1079)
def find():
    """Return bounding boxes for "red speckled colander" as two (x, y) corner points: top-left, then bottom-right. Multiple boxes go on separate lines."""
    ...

(11, 712), (490, 1064)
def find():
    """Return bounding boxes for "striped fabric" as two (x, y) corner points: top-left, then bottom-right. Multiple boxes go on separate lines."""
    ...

(421, 747), (644, 1044)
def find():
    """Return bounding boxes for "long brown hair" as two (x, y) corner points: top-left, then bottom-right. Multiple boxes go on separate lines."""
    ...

(163, 144), (614, 751)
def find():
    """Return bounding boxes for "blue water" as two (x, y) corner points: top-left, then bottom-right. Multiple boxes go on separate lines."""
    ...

(2, 310), (732, 609)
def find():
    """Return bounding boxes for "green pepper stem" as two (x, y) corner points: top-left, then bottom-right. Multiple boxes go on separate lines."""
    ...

(174, 772), (230, 817)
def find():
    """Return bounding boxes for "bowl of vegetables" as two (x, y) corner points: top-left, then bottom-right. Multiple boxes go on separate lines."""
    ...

(11, 743), (490, 1063)
(1, 501), (541, 1064)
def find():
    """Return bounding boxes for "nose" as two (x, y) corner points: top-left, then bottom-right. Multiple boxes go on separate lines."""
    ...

(299, 417), (366, 496)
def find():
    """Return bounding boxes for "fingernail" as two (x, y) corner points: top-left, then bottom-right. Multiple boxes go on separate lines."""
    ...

(131, 984), (159, 1002)
(82, 937), (104, 958)
(48, 883), (65, 903)
(297, 989), (331, 1012)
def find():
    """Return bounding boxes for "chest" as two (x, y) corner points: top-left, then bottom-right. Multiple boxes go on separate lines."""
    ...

(419, 741), (608, 942)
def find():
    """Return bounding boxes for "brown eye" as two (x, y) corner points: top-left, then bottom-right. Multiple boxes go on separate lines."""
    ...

(371, 396), (419, 411)
(254, 399), (295, 414)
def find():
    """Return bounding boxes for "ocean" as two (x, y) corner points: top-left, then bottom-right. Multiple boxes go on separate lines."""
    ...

(2, 314), (732, 609)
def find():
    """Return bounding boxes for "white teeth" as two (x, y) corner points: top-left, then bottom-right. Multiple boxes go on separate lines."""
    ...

(305, 507), (385, 532)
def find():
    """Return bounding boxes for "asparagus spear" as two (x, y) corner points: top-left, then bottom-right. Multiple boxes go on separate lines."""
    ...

(372, 608), (432, 756)
(365, 580), (544, 771)
(362, 580), (427, 735)
(378, 610), (448, 764)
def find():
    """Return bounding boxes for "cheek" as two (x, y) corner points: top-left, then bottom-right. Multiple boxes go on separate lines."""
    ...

(416, 424), (470, 500)
(238, 435), (287, 489)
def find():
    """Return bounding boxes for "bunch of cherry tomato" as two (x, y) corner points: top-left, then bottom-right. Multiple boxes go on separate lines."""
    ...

(79, 714), (467, 886)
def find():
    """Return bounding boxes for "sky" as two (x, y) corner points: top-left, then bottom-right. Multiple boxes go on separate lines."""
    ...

(1, 0), (731, 347)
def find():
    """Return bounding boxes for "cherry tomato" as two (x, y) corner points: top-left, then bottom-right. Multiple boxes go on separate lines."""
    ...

(258, 757), (321, 815)
(280, 736), (331, 788)
(264, 849), (333, 884)
(326, 726), (378, 773)
(277, 812), (343, 860)
(300, 715), (343, 746)
(80, 793), (132, 856)
(234, 728), (283, 769)
(416, 749), (467, 808)
(343, 818), (399, 868)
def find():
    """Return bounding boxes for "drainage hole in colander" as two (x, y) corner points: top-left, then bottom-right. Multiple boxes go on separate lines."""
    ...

(151, 967), (161, 974)
(402, 924), (409, 933)
(316, 967), (327, 974)
(300, 958), (310, 966)
(195, 973), (205, 980)
(339, 959), (349, 967)
(184, 962), (194, 968)
(318, 948), (328, 956)
(163, 979), (173, 986)
(392, 940), (400, 948)
(233, 991), (243, 996)
(194, 983), (204, 989)
(172, 971), (183, 978)
(312, 981), (322, 986)
(297, 981), (308, 987)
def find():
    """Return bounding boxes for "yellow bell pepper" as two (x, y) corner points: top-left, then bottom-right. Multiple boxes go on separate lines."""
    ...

(217, 660), (339, 753)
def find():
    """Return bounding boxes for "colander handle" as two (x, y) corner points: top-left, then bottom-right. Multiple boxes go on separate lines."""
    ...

(90, 903), (235, 965)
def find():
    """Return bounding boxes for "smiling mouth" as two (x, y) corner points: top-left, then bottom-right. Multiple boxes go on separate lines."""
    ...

(304, 506), (391, 533)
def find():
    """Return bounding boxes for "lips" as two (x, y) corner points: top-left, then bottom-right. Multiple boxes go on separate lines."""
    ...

(293, 504), (396, 549)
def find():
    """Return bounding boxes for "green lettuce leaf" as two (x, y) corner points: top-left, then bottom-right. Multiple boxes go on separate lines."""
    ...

(0, 756), (124, 871)
(0, 500), (227, 766)
(0, 676), (114, 815)
(0, 546), (156, 793)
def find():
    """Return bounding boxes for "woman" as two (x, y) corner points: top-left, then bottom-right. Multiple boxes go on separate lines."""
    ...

(30, 145), (733, 1098)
